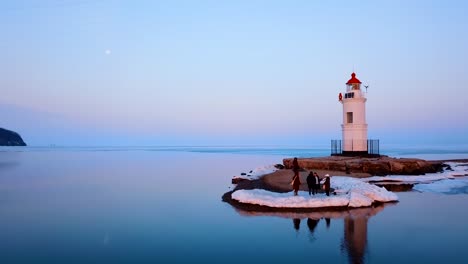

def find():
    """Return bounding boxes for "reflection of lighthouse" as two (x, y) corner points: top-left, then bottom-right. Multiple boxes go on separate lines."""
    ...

(343, 213), (368, 264)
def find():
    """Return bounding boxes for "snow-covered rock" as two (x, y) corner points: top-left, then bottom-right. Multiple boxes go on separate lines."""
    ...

(231, 162), (468, 209)
(232, 164), (278, 182)
(348, 190), (373, 208)
(363, 162), (466, 184)
(363, 162), (468, 194)
(231, 176), (398, 209)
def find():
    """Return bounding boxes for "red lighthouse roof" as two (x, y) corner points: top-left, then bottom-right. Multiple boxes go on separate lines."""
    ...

(346, 72), (362, 84)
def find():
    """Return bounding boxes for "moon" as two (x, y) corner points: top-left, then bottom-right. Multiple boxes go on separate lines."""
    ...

(105, 49), (111, 55)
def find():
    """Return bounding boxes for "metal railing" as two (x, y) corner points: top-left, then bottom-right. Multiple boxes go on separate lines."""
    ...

(367, 139), (379, 155)
(331, 139), (342, 155)
(331, 139), (380, 155)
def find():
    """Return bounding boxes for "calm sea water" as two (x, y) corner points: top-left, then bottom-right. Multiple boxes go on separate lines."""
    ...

(0, 146), (467, 263)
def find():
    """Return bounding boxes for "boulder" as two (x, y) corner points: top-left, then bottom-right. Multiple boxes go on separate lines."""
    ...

(274, 164), (285, 169)
(346, 161), (363, 173)
(388, 160), (405, 174)
(328, 161), (347, 171)
(362, 161), (390, 176)
(232, 177), (249, 184)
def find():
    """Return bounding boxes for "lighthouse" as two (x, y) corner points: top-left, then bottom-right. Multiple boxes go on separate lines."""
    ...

(338, 72), (368, 155)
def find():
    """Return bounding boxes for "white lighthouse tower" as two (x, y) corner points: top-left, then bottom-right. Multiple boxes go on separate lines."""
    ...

(339, 72), (368, 155)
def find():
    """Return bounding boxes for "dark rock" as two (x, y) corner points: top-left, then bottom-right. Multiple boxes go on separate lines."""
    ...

(328, 161), (346, 171)
(443, 164), (453, 171)
(376, 183), (414, 192)
(232, 177), (249, 184)
(362, 161), (390, 176)
(283, 156), (442, 176)
(346, 161), (363, 173)
(240, 172), (247, 176)
(388, 160), (405, 174)
(274, 164), (285, 169)
(0, 128), (26, 146)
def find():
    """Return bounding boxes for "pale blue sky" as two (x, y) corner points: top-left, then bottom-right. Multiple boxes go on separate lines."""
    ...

(1, 0), (467, 146)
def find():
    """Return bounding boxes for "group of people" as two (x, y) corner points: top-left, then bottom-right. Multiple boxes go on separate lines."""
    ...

(306, 171), (321, 195)
(290, 157), (331, 196)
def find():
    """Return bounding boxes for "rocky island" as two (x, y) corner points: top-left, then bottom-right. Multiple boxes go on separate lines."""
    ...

(223, 156), (467, 212)
(0, 128), (27, 146)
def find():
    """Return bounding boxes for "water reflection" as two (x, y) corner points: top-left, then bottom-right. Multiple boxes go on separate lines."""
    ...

(293, 218), (301, 232)
(340, 207), (383, 264)
(307, 218), (320, 235)
(236, 204), (390, 264)
(325, 217), (331, 229)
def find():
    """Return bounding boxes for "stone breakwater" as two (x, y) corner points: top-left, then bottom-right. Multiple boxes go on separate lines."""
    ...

(283, 156), (445, 176)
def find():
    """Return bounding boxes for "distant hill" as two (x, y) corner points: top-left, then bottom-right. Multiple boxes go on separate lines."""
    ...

(0, 128), (27, 146)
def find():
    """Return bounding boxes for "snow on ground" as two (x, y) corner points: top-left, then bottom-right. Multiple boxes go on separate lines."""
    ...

(364, 174), (454, 184)
(231, 176), (398, 209)
(363, 162), (468, 194)
(232, 164), (278, 181)
(232, 189), (350, 208)
(331, 177), (399, 203)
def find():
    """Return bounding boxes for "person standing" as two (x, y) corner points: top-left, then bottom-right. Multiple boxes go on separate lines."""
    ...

(323, 174), (331, 196)
(314, 172), (321, 194)
(292, 157), (300, 175)
(307, 171), (315, 195)
(293, 158), (299, 171)
(291, 157), (301, 196)
(292, 172), (301, 196)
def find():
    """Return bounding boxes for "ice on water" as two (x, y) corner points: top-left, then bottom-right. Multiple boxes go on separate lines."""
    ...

(365, 162), (468, 194)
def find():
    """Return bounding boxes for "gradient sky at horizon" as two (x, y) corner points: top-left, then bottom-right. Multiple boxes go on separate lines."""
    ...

(1, 0), (467, 146)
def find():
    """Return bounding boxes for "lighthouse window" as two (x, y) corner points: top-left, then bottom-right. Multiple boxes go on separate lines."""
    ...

(347, 112), (353, 124)
(345, 92), (354, 99)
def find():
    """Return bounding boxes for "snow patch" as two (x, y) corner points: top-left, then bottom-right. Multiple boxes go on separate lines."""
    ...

(332, 177), (399, 203)
(364, 174), (454, 184)
(232, 176), (398, 209)
(363, 162), (468, 194)
(348, 190), (373, 208)
(363, 162), (466, 184)
(233, 164), (278, 181)
(232, 189), (350, 208)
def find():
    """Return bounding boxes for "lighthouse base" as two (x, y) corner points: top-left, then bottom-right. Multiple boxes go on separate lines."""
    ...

(342, 151), (369, 156)
(331, 139), (380, 156)
(331, 151), (382, 158)
(332, 151), (381, 158)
